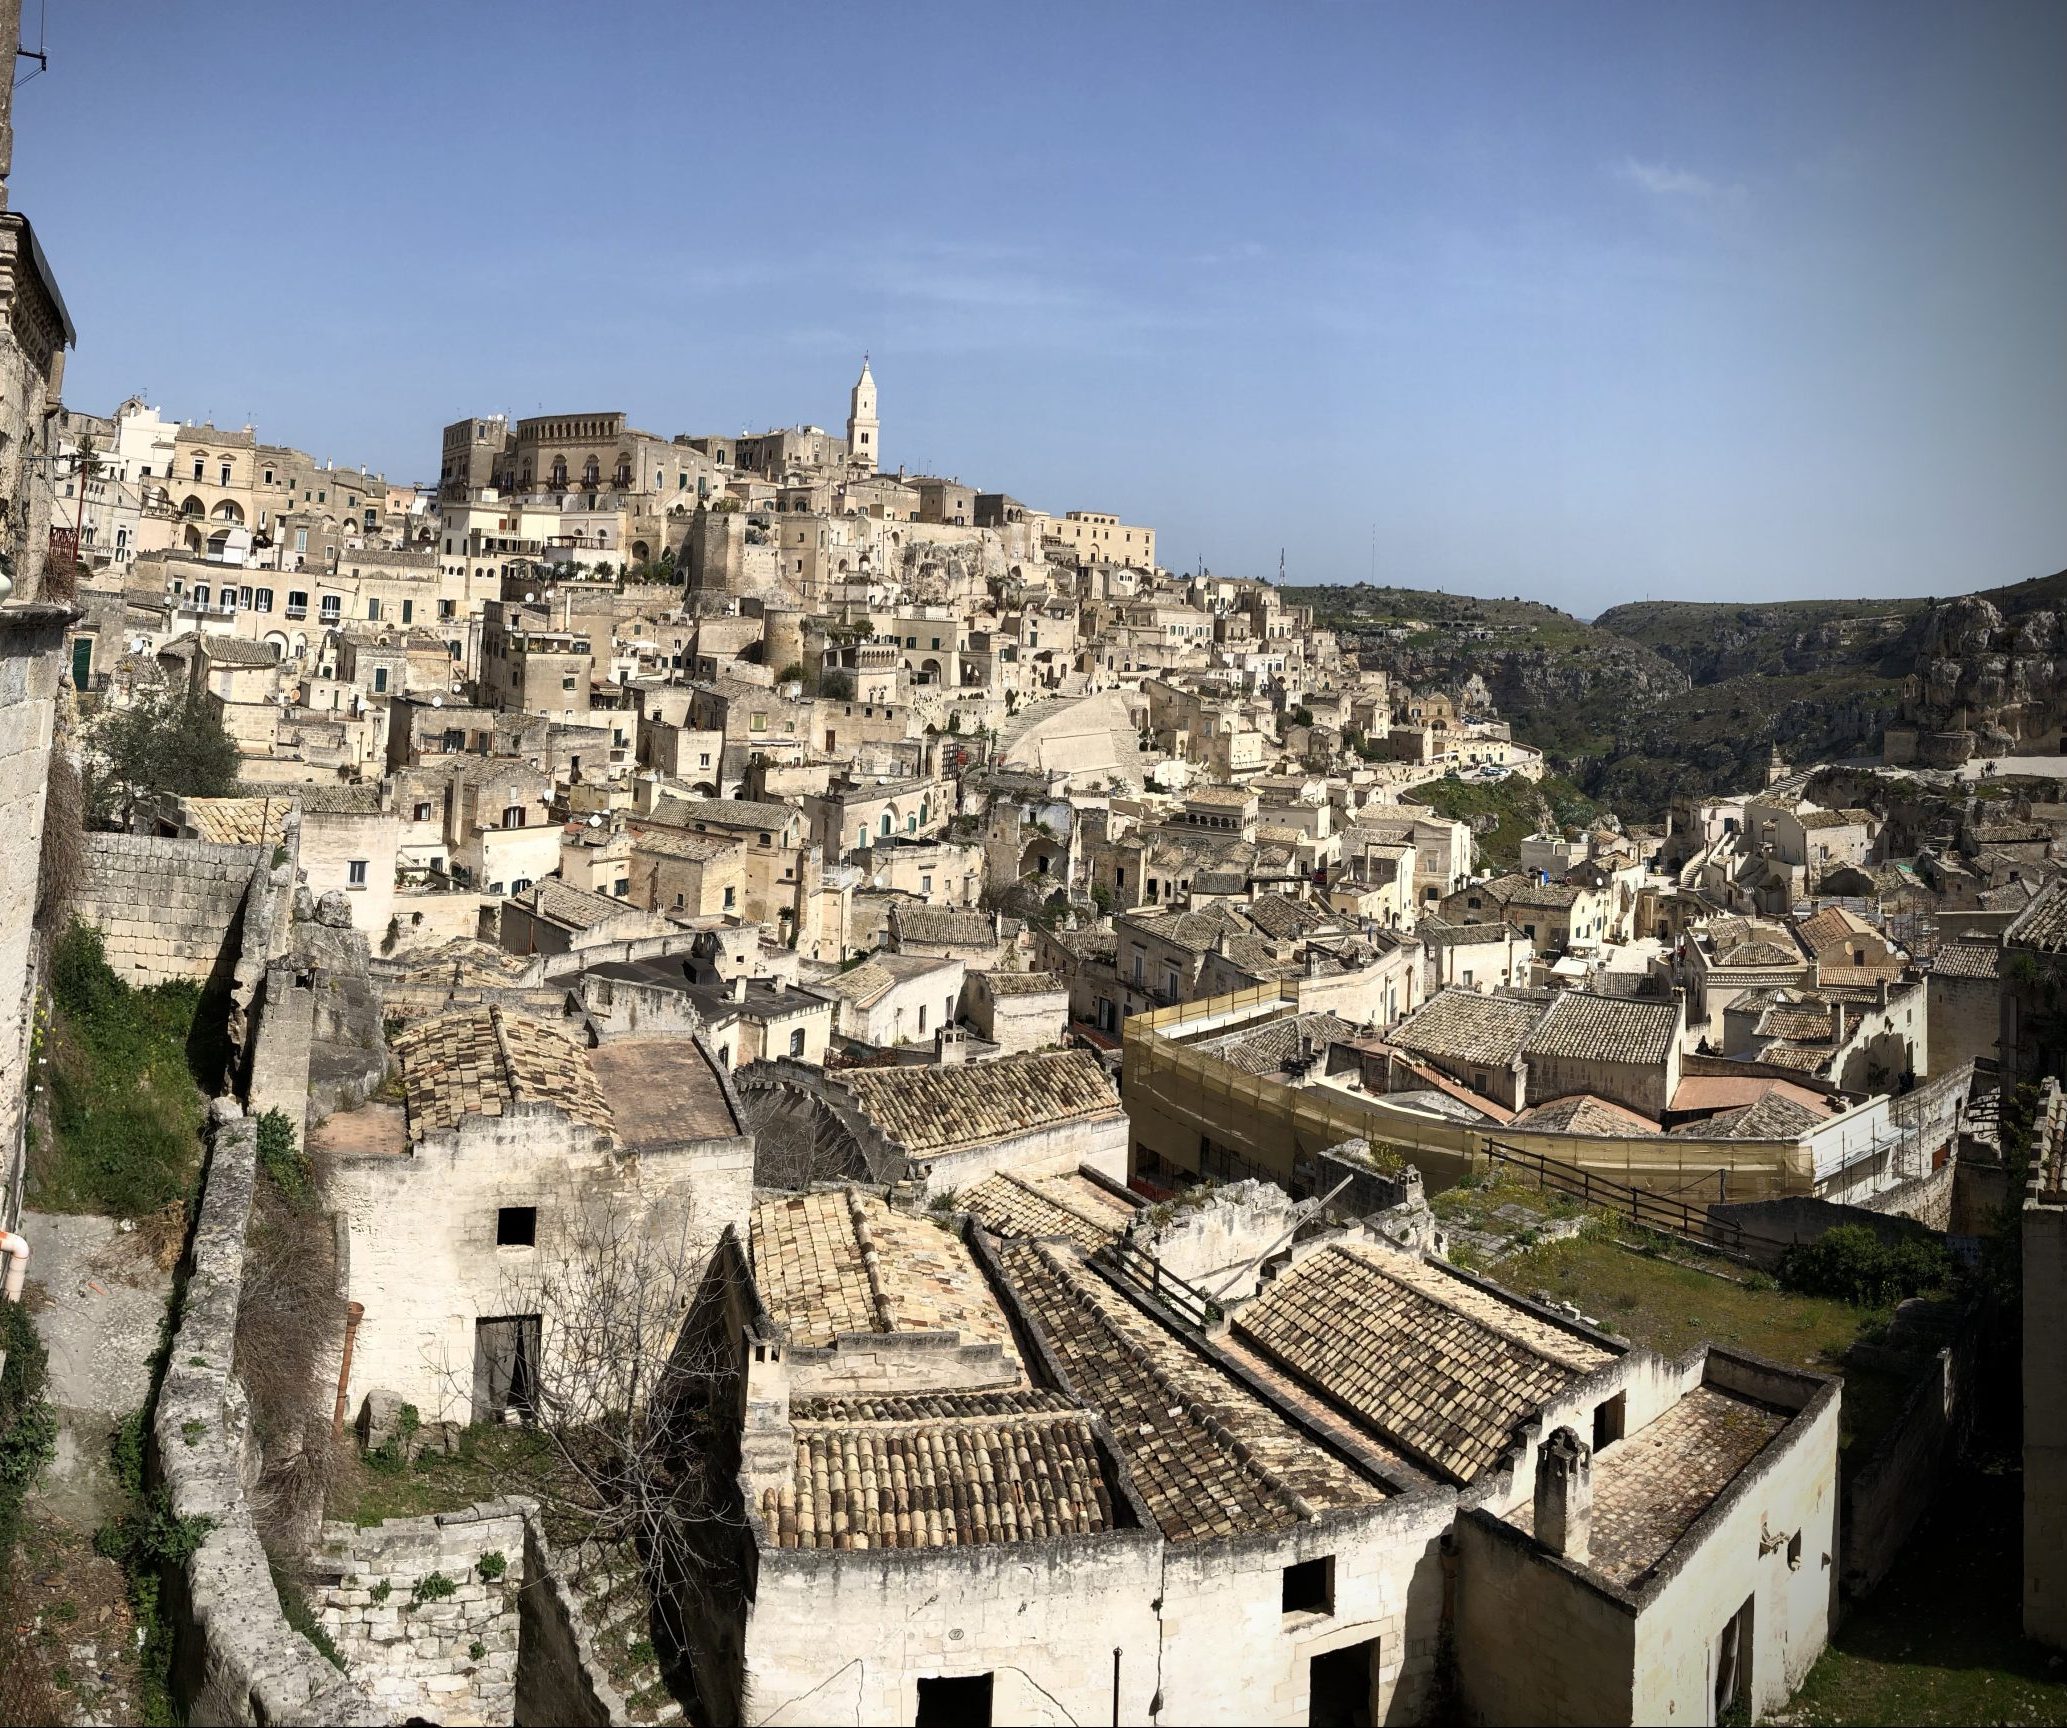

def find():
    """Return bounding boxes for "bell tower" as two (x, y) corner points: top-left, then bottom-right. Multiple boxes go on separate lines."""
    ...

(846, 356), (878, 474)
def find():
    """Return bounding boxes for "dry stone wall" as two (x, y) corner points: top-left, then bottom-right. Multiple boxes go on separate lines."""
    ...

(311, 1503), (527, 1725)
(76, 831), (266, 986)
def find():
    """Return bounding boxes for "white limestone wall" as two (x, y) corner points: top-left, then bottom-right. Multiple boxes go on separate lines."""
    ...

(331, 1106), (753, 1423)
(742, 1532), (1166, 1728)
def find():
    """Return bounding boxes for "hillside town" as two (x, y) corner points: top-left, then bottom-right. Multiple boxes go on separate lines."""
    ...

(0, 11), (2064, 1728)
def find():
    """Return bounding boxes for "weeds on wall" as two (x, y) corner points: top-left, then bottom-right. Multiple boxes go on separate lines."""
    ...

(35, 921), (212, 1218)
(95, 1408), (211, 1728)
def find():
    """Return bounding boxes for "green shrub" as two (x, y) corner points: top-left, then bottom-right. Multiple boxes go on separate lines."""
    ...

(1778, 1224), (1954, 1309)
(0, 1298), (58, 1565)
(410, 1571), (457, 1606)
(475, 1550), (506, 1582)
(39, 920), (211, 1217)
(254, 1108), (314, 1207)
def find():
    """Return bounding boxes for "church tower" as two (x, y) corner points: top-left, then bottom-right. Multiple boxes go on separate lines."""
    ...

(846, 357), (878, 474)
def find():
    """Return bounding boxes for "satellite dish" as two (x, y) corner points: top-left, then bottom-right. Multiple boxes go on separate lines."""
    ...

(587, 814), (603, 828)
(431, 695), (443, 708)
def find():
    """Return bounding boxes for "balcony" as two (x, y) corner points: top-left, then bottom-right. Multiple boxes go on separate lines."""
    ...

(284, 604), (308, 620)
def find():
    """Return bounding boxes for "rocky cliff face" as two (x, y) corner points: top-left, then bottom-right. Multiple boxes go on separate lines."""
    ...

(1894, 594), (2067, 757)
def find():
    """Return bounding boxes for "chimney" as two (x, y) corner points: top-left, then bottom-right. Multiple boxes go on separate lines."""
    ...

(1533, 1427), (1592, 1565)
(936, 1025), (968, 1065)
(730, 976), (746, 1003)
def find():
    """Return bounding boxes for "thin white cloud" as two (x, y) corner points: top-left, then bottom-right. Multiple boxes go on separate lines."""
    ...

(1612, 157), (1747, 204)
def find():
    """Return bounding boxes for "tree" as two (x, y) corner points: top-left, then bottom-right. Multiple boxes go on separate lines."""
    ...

(438, 1202), (746, 1647)
(817, 668), (854, 701)
(82, 678), (239, 828)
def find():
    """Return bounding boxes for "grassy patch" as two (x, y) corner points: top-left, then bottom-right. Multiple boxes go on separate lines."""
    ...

(1476, 1224), (1910, 1457)
(1407, 772), (1597, 874)
(326, 1424), (564, 1531)
(33, 922), (215, 1218)
(1785, 1458), (2067, 1725)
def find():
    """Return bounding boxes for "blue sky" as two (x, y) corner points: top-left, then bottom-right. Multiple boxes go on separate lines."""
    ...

(13, 1), (2065, 615)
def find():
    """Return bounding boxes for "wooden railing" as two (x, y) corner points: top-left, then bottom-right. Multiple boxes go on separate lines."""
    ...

(1480, 1140), (1793, 1262)
(1094, 1238), (1223, 1330)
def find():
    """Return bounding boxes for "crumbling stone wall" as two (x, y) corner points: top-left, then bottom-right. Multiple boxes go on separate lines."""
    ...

(310, 1503), (526, 1725)
(154, 1109), (378, 1724)
(75, 831), (266, 986)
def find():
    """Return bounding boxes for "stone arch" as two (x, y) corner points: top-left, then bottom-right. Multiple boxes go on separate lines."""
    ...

(733, 1067), (870, 1189)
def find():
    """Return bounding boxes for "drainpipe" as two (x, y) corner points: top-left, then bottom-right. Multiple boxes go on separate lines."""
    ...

(0, 1229), (27, 1302)
(331, 1300), (366, 1438)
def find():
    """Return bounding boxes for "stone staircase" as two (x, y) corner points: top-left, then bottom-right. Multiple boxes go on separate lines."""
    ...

(565, 1539), (684, 1726)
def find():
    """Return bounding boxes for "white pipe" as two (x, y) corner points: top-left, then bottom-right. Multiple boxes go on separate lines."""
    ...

(0, 1229), (26, 1302)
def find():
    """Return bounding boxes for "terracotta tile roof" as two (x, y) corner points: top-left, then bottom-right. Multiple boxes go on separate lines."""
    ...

(750, 1191), (1025, 1366)
(648, 793), (797, 835)
(1522, 993), (1679, 1068)
(1932, 942), (2001, 980)
(389, 1005), (614, 1141)
(999, 1241), (1385, 1539)
(760, 1389), (1114, 1551)
(839, 1050), (1120, 1157)
(974, 969), (1065, 998)
(1232, 1243), (1614, 1484)
(1669, 1075), (1835, 1116)
(629, 825), (739, 862)
(1796, 906), (1875, 953)
(812, 951), (958, 1008)
(197, 634), (282, 668)
(888, 903), (999, 948)
(1188, 1011), (1360, 1078)
(1813, 962), (1903, 987)
(1480, 871), (1584, 910)
(1417, 918), (1527, 948)
(1673, 1092), (1826, 1140)
(1389, 988), (1542, 1069)
(178, 796), (293, 846)
(1506, 1385), (1783, 1587)
(960, 1171), (1135, 1252)
(1241, 894), (1334, 941)
(1510, 1094), (1659, 1135)
(511, 877), (627, 929)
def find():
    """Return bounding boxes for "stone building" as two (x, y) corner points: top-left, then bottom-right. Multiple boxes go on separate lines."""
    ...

(677, 1177), (1838, 1725)
(2025, 1079), (2067, 1649)
(318, 1003), (754, 1426)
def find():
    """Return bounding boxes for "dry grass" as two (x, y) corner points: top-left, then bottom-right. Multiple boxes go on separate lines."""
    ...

(235, 1169), (342, 1551)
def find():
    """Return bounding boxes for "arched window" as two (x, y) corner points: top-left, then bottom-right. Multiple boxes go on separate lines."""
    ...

(583, 456), (600, 487)
(549, 458), (567, 487)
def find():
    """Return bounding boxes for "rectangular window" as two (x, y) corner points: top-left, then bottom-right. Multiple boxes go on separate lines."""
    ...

(347, 860), (368, 887)
(496, 1206), (537, 1247)
(789, 1028), (806, 1057)
(402, 599), (414, 624)
(1282, 1556), (1334, 1618)
(915, 1675), (992, 1728)
(1593, 1394), (1626, 1453)
(373, 667), (388, 693)
(368, 598), (381, 621)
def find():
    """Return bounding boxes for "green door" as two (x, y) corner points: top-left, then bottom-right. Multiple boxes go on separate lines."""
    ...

(70, 636), (92, 687)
